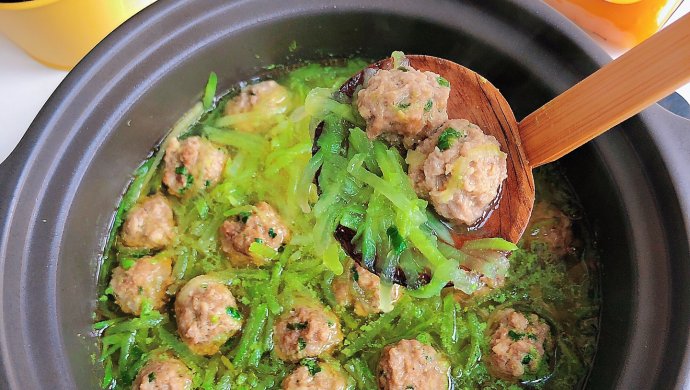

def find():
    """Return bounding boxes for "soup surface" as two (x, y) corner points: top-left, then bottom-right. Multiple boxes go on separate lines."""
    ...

(95, 59), (599, 389)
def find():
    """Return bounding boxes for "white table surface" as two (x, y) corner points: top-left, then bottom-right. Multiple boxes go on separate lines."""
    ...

(1, 3), (689, 164)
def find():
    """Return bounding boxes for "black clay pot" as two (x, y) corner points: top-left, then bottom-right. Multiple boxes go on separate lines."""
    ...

(1, 0), (689, 388)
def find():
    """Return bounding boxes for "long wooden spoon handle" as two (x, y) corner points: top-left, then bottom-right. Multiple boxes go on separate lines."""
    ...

(519, 13), (690, 168)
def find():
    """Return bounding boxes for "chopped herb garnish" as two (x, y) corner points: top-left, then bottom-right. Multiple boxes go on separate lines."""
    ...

(508, 330), (525, 341)
(148, 372), (156, 382)
(398, 66), (409, 72)
(120, 258), (136, 270)
(238, 211), (252, 223)
(300, 358), (321, 376)
(254, 238), (264, 244)
(522, 354), (533, 365)
(226, 306), (241, 320)
(205, 180), (211, 187)
(137, 286), (144, 294)
(437, 76), (450, 87)
(397, 102), (411, 110)
(527, 333), (538, 341)
(424, 99), (433, 112)
(437, 127), (463, 151)
(176, 166), (194, 193)
(352, 265), (359, 282)
(287, 322), (308, 330)
(297, 337), (307, 350)
(268, 228), (277, 238)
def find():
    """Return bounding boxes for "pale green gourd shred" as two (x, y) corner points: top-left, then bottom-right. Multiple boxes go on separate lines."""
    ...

(95, 60), (599, 389)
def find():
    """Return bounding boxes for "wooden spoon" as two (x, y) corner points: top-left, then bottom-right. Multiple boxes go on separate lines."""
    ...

(320, 13), (690, 286)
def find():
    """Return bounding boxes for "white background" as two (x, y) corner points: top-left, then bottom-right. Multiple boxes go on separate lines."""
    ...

(0, 2), (689, 164)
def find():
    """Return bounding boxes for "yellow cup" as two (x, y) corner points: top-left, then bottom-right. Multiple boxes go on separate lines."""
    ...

(0, 0), (155, 70)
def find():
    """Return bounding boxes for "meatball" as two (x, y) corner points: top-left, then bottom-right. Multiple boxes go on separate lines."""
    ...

(282, 362), (347, 390)
(219, 202), (290, 267)
(487, 309), (552, 381)
(174, 275), (242, 355)
(109, 256), (172, 316)
(356, 66), (449, 143)
(522, 201), (573, 258)
(132, 357), (193, 390)
(163, 136), (227, 197)
(224, 80), (290, 133)
(378, 339), (450, 390)
(333, 262), (403, 316)
(407, 119), (508, 226)
(273, 305), (343, 362)
(121, 194), (175, 249)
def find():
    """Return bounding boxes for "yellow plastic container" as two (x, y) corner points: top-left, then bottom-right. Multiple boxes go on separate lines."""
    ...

(0, 0), (155, 70)
(545, 0), (683, 50)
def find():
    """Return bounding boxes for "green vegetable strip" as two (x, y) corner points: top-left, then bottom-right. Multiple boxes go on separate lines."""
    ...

(424, 210), (454, 244)
(462, 237), (518, 252)
(156, 327), (204, 369)
(103, 313), (163, 334)
(320, 273), (338, 308)
(465, 312), (483, 372)
(201, 358), (218, 389)
(117, 332), (135, 375)
(323, 240), (344, 275)
(266, 263), (284, 315)
(248, 242), (279, 260)
(202, 71), (218, 110)
(347, 157), (419, 217)
(233, 304), (269, 367)
(440, 294), (458, 351)
(296, 151), (323, 212)
(203, 126), (268, 151)
(101, 358), (113, 389)
(341, 297), (409, 357)
(344, 358), (377, 389)
(348, 127), (378, 173)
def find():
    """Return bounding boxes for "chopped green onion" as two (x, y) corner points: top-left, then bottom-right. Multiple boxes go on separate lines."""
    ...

(509, 330), (525, 341)
(287, 322), (308, 330)
(437, 127), (462, 151)
(300, 358), (321, 376)
(226, 306), (242, 320)
(437, 76), (450, 87)
(297, 337), (307, 350)
(424, 99), (433, 112)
